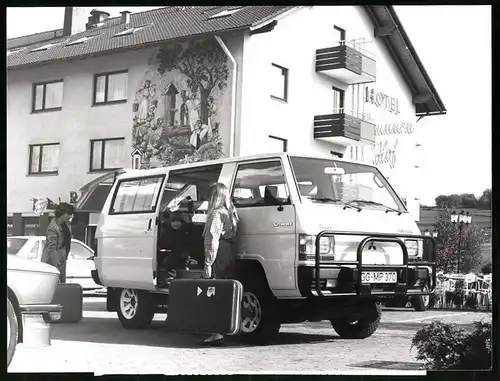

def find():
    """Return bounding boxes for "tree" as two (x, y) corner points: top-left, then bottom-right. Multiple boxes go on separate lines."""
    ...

(153, 38), (229, 125)
(435, 194), (462, 209)
(481, 262), (492, 275)
(478, 189), (491, 210)
(460, 193), (478, 209)
(434, 206), (486, 273)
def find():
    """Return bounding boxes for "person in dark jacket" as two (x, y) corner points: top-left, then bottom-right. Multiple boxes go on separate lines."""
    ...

(40, 203), (74, 283)
(159, 211), (191, 280)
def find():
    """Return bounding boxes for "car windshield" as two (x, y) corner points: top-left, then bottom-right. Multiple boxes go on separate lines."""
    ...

(7, 238), (28, 255)
(290, 156), (406, 212)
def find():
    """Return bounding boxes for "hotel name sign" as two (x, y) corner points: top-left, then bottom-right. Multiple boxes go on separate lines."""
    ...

(365, 87), (400, 115)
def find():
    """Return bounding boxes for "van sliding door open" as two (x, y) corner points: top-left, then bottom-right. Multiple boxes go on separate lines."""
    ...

(99, 174), (166, 290)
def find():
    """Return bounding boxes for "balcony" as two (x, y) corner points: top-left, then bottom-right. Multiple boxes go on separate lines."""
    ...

(313, 109), (376, 146)
(315, 40), (376, 85)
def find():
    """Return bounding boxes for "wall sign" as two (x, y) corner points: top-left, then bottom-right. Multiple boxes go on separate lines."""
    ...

(372, 139), (398, 169)
(375, 122), (414, 137)
(365, 87), (400, 115)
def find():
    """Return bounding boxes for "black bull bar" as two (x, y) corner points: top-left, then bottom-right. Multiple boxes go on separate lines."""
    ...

(313, 231), (437, 297)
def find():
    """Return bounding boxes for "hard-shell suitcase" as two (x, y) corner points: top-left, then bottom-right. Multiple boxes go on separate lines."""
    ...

(51, 283), (83, 323)
(167, 278), (243, 335)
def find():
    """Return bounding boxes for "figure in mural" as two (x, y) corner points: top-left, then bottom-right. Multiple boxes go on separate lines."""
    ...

(132, 38), (229, 167)
(179, 90), (189, 127)
(135, 80), (156, 123)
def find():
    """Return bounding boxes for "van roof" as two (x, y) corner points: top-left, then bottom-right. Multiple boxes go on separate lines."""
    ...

(118, 153), (373, 179)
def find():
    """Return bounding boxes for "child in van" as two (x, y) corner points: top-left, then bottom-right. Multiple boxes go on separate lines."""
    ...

(159, 211), (195, 281)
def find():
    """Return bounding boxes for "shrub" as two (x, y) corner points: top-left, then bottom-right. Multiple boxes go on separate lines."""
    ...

(411, 319), (492, 370)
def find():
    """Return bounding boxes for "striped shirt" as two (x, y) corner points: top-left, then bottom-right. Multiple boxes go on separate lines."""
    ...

(204, 208), (237, 266)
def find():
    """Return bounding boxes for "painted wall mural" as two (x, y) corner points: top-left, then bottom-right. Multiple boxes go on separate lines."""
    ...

(132, 38), (231, 168)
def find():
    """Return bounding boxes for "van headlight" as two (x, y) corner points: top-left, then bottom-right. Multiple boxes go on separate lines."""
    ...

(404, 239), (419, 257)
(299, 234), (335, 260)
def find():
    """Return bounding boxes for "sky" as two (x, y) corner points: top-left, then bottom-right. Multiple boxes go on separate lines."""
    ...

(7, 6), (491, 206)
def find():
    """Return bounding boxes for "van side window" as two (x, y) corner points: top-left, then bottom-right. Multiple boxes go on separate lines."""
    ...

(232, 160), (291, 208)
(111, 176), (164, 214)
(162, 164), (223, 214)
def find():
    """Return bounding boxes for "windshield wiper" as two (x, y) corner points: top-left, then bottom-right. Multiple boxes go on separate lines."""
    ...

(308, 197), (361, 212)
(347, 200), (402, 215)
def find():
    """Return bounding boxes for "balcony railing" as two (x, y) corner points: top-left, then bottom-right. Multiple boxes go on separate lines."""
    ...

(314, 108), (376, 146)
(316, 39), (377, 85)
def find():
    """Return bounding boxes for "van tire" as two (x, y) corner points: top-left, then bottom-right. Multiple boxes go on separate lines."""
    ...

(331, 301), (381, 339)
(411, 284), (430, 311)
(239, 279), (281, 345)
(117, 288), (155, 329)
(7, 298), (18, 368)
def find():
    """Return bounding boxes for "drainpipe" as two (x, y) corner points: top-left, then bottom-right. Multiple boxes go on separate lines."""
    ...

(214, 35), (237, 157)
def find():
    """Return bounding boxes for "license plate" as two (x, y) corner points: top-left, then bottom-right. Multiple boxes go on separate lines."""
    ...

(361, 271), (397, 283)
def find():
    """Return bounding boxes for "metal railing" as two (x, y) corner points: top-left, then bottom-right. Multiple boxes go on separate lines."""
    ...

(331, 107), (373, 122)
(335, 38), (377, 60)
(313, 231), (437, 297)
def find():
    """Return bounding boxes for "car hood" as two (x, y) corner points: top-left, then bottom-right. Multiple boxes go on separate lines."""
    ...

(7, 254), (60, 275)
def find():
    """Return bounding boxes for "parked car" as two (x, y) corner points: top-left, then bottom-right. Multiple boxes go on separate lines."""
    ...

(7, 254), (63, 367)
(7, 236), (100, 291)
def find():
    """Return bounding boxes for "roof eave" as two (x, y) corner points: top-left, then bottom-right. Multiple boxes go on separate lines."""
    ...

(7, 26), (249, 71)
(386, 6), (447, 114)
(363, 5), (447, 116)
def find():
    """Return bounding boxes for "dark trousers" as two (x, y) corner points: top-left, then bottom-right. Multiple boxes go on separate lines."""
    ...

(212, 240), (235, 279)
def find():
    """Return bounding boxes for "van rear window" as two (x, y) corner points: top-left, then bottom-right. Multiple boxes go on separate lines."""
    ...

(111, 176), (164, 214)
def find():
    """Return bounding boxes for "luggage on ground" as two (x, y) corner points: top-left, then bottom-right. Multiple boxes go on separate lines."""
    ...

(51, 283), (83, 323)
(167, 278), (243, 335)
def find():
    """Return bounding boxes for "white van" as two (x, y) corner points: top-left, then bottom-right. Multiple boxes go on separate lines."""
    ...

(92, 153), (436, 343)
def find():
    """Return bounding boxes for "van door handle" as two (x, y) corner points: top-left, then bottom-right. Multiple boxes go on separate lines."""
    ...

(147, 219), (153, 230)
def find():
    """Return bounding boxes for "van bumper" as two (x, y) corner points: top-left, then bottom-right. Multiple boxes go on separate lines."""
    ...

(300, 231), (437, 298)
(91, 270), (103, 286)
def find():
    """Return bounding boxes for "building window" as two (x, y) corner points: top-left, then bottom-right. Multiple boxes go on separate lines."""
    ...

(270, 63), (288, 102)
(333, 86), (345, 113)
(269, 135), (288, 152)
(93, 71), (128, 105)
(29, 143), (60, 175)
(334, 25), (346, 45)
(32, 80), (64, 112)
(90, 138), (125, 172)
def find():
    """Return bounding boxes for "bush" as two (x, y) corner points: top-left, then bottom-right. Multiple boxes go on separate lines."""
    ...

(411, 320), (492, 369)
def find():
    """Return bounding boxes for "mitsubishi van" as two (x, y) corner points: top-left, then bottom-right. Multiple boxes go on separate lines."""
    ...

(92, 153), (436, 343)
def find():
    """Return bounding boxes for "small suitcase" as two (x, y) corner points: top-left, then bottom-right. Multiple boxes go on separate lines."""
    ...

(51, 283), (83, 323)
(167, 278), (243, 335)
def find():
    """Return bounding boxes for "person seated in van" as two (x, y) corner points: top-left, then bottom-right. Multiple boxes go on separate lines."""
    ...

(158, 211), (195, 280)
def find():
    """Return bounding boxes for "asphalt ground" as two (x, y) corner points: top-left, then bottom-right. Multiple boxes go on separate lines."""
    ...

(8, 296), (491, 375)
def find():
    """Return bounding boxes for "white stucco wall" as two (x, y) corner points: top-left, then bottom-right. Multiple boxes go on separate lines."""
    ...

(238, 5), (422, 220)
(7, 47), (155, 214)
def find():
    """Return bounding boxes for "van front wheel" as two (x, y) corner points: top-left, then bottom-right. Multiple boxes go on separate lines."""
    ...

(117, 288), (155, 329)
(239, 281), (281, 344)
(330, 301), (382, 339)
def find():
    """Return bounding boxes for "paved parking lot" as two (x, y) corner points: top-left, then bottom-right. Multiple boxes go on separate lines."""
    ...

(8, 297), (491, 375)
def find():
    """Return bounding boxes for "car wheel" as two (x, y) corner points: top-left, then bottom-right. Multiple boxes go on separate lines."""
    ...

(117, 288), (155, 329)
(239, 281), (281, 344)
(411, 284), (430, 311)
(331, 301), (382, 339)
(7, 298), (18, 368)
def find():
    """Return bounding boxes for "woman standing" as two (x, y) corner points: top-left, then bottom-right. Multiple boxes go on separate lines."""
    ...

(40, 203), (74, 283)
(202, 183), (239, 345)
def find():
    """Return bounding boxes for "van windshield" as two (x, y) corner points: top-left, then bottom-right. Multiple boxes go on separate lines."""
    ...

(290, 156), (406, 212)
